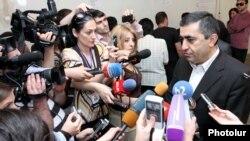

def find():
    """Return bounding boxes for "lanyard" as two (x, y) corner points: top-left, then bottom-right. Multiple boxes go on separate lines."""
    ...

(75, 45), (94, 68)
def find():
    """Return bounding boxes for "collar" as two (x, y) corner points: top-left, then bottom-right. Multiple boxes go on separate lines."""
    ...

(190, 48), (220, 72)
(96, 33), (110, 46)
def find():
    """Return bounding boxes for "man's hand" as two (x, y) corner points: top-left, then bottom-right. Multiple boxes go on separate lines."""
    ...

(26, 73), (46, 96)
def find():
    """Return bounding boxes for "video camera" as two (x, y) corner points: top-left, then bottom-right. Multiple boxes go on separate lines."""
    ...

(0, 65), (66, 105)
(10, 0), (76, 50)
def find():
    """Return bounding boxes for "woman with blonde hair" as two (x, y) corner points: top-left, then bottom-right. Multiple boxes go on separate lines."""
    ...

(109, 23), (142, 141)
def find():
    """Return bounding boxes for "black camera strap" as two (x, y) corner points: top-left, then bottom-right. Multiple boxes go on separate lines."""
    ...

(17, 30), (25, 54)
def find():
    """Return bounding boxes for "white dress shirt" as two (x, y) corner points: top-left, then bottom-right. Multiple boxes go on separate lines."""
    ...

(189, 48), (220, 91)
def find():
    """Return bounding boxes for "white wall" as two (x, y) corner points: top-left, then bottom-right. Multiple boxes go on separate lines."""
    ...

(0, 0), (239, 33)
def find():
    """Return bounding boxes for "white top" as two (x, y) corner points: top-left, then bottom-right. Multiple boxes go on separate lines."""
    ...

(136, 35), (169, 86)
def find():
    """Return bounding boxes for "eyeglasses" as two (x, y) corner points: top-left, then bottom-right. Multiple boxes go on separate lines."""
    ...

(236, 3), (245, 7)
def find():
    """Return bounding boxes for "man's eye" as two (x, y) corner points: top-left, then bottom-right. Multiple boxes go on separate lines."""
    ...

(187, 38), (195, 43)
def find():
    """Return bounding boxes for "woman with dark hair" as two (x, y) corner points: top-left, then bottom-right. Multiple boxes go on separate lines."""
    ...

(227, 7), (239, 25)
(0, 109), (52, 141)
(61, 11), (116, 130)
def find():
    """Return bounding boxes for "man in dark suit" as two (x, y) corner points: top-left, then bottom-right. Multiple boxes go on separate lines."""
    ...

(164, 11), (250, 140)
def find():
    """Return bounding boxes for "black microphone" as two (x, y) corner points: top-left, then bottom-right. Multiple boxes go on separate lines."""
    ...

(47, 0), (57, 16)
(7, 51), (43, 65)
(121, 49), (151, 64)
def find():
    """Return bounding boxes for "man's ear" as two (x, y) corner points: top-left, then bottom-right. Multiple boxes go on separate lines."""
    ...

(209, 33), (219, 47)
(72, 28), (78, 38)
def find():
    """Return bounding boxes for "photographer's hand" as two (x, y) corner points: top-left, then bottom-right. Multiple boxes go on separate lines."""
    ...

(37, 31), (56, 48)
(26, 74), (46, 96)
(37, 31), (56, 68)
(26, 73), (53, 130)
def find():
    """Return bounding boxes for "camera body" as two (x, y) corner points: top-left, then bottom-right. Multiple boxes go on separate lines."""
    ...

(10, 0), (76, 49)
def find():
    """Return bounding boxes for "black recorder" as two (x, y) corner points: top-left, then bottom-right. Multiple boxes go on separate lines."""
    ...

(89, 118), (110, 141)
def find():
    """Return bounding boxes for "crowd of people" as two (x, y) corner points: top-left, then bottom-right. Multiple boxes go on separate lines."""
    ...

(0, 0), (250, 141)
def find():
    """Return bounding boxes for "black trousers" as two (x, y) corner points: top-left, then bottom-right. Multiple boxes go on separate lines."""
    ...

(231, 47), (248, 63)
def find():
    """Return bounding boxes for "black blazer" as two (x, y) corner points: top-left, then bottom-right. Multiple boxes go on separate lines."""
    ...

(165, 51), (250, 137)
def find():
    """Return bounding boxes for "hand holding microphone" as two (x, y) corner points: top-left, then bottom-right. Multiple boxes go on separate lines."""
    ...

(119, 49), (151, 65)
(166, 81), (195, 141)
(68, 63), (123, 78)
(113, 78), (137, 95)
(112, 82), (168, 141)
(166, 81), (187, 141)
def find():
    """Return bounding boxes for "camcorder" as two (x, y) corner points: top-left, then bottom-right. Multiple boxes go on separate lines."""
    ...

(0, 35), (65, 106)
(0, 64), (66, 106)
(10, 0), (76, 51)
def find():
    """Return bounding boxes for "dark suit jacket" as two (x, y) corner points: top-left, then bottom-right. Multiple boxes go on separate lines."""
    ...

(217, 39), (232, 56)
(165, 51), (250, 138)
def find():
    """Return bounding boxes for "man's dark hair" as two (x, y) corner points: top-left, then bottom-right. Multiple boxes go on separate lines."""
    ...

(107, 16), (117, 31)
(180, 11), (220, 39)
(181, 12), (190, 19)
(217, 19), (230, 43)
(88, 9), (105, 18)
(139, 18), (154, 36)
(55, 8), (72, 25)
(155, 11), (168, 25)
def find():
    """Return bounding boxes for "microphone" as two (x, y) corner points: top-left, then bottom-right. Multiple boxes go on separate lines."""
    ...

(166, 81), (193, 141)
(166, 94), (185, 141)
(113, 79), (136, 95)
(123, 79), (137, 92)
(111, 79), (137, 109)
(172, 80), (194, 121)
(87, 63), (123, 78)
(47, 0), (57, 16)
(163, 101), (170, 121)
(111, 82), (168, 141)
(172, 80), (193, 100)
(1, 51), (43, 66)
(121, 49), (151, 64)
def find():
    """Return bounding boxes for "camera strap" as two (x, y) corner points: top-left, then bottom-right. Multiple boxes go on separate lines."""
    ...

(17, 30), (25, 54)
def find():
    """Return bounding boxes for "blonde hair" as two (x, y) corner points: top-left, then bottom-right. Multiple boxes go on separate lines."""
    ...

(111, 23), (138, 54)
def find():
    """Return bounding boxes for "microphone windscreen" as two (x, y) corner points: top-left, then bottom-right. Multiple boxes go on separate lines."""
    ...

(138, 49), (151, 59)
(11, 51), (43, 64)
(172, 80), (193, 100)
(166, 94), (185, 141)
(154, 82), (169, 96)
(122, 109), (139, 128)
(123, 79), (136, 92)
(107, 63), (122, 78)
(163, 101), (170, 121)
